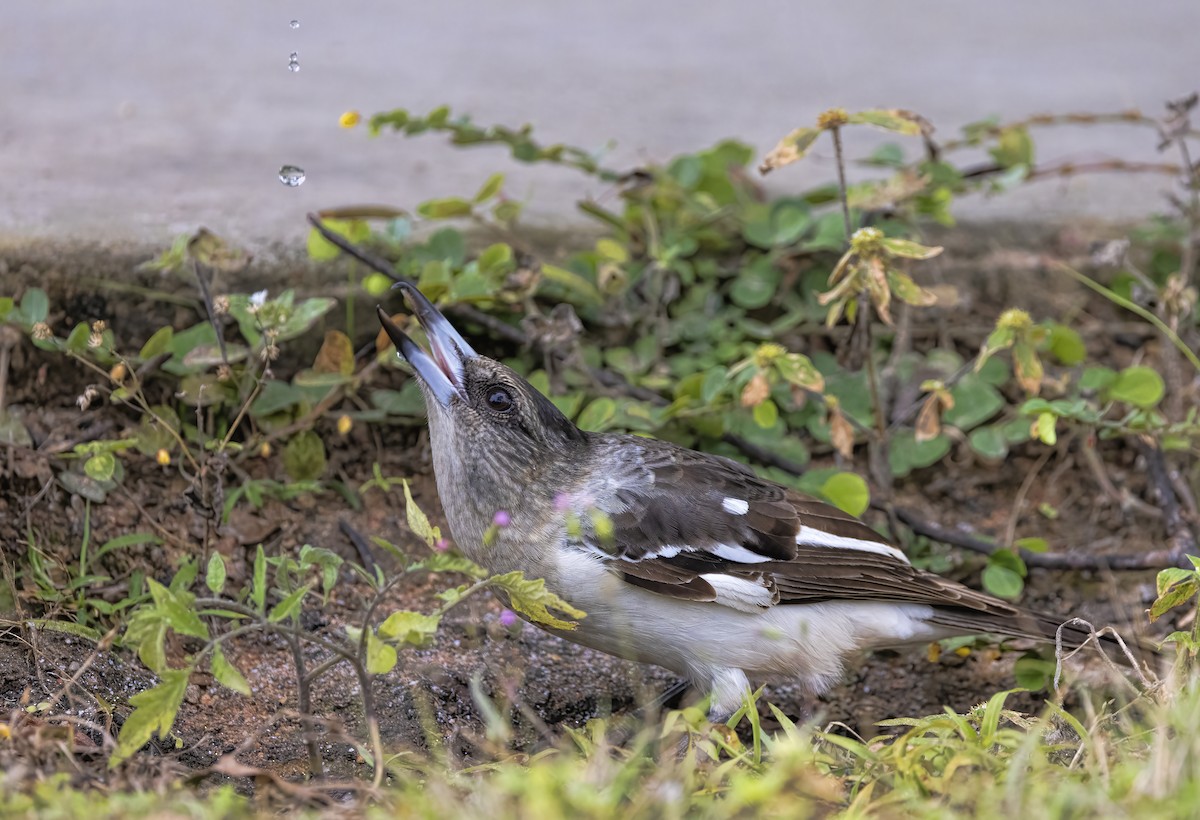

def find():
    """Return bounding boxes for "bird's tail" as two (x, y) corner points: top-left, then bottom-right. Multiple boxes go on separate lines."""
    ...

(927, 606), (1144, 666)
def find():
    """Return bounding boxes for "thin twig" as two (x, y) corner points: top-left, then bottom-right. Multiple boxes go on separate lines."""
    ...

(830, 126), (853, 242)
(890, 503), (1188, 570)
(1138, 439), (1199, 561)
(1003, 448), (1054, 548)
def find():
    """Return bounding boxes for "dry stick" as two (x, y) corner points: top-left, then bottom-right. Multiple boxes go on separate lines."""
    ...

(1003, 448), (1055, 549)
(830, 126), (891, 498)
(308, 215), (1186, 572)
(1169, 121), (1200, 287)
(829, 125), (853, 242)
(286, 632), (325, 780)
(958, 158), (1182, 183)
(891, 504), (1187, 570)
(1138, 439), (1199, 562)
(936, 109), (1200, 155)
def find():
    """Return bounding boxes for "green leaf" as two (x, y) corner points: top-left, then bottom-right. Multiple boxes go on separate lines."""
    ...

(944, 376), (1004, 431)
(489, 571), (586, 631)
(729, 258), (781, 309)
(27, 619), (103, 642)
(1108, 366), (1165, 409)
(595, 237), (629, 263)
(137, 325), (175, 360)
(540, 264), (603, 306)
(1047, 324), (1086, 365)
(417, 197), (474, 219)
(819, 472), (869, 517)
(412, 552), (489, 579)
(886, 270), (938, 307)
(205, 553), (226, 595)
(1156, 567), (1195, 596)
(275, 297), (338, 343)
(147, 579), (209, 640)
(111, 668), (190, 767)
(402, 479), (441, 547)
(0, 410), (32, 448)
(1150, 578), (1199, 622)
(124, 609), (168, 673)
(1033, 412), (1057, 445)
(20, 288), (49, 324)
(888, 430), (951, 477)
(365, 630), (398, 675)
(1014, 536), (1049, 554)
(306, 219), (370, 261)
(576, 398), (617, 432)
(84, 453), (117, 483)
(282, 430), (327, 481)
(1013, 654), (1056, 691)
(879, 237), (942, 260)
(847, 109), (926, 135)
(210, 643), (251, 696)
(982, 564), (1024, 599)
(774, 353), (825, 392)
(752, 398), (779, 429)
(473, 172), (505, 203)
(251, 545), (267, 611)
(760, 127), (822, 173)
(968, 426), (1008, 461)
(268, 583), (312, 623)
(65, 322), (90, 353)
(989, 126), (1035, 168)
(865, 143), (905, 167)
(1079, 366), (1117, 391)
(478, 243), (514, 273)
(378, 610), (442, 646)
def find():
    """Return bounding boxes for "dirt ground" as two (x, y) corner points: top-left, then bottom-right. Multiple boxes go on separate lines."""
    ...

(0, 224), (1174, 783)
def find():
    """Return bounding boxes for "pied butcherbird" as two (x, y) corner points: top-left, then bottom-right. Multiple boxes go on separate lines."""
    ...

(377, 286), (1097, 720)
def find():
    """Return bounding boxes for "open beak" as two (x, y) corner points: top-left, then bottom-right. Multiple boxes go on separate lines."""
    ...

(376, 283), (477, 407)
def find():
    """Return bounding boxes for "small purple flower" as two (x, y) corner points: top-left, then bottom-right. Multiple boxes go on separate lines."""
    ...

(499, 609), (518, 627)
(553, 492), (572, 512)
(492, 510), (511, 528)
(433, 537), (449, 552)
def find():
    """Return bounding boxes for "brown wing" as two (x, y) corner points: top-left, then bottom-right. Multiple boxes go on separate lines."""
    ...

(585, 435), (1056, 639)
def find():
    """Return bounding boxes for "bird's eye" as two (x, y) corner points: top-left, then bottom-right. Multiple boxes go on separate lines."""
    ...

(485, 386), (514, 413)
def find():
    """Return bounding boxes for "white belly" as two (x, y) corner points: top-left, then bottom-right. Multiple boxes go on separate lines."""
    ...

(549, 548), (940, 696)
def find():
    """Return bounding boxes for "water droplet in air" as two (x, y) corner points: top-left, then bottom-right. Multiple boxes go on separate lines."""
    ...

(287, 51), (300, 72)
(290, 19), (300, 29)
(278, 165), (306, 187)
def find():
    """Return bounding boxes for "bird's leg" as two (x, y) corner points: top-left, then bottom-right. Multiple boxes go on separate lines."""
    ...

(632, 677), (690, 721)
(706, 668), (752, 725)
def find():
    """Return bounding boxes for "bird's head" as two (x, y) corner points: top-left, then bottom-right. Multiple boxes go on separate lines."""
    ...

(376, 286), (586, 549)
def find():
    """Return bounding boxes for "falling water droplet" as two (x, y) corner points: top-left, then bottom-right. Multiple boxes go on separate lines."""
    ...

(289, 19), (300, 29)
(278, 165), (306, 187)
(287, 51), (300, 72)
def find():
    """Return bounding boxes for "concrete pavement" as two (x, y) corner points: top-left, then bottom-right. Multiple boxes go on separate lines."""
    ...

(2, 1), (1197, 249)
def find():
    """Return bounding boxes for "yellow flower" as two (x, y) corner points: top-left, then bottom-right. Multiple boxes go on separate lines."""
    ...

(259, 442), (272, 459)
(155, 449), (171, 466)
(337, 414), (353, 436)
(339, 110), (361, 129)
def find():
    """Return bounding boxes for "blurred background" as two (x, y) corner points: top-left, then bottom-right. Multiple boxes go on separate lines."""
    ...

(3, 0), (1197, 247)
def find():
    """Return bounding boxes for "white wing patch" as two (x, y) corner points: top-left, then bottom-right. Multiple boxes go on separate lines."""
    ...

(796, 525), (910, 563)
(709, 542), (773, 564)
(721, 497), (749, 515)
(700, 573), (774, 612)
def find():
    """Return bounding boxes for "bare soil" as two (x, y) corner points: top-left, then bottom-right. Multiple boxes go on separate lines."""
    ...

(0, 225), (1174, 784)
